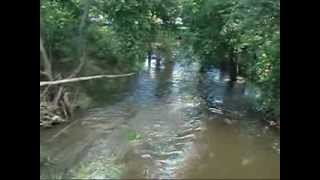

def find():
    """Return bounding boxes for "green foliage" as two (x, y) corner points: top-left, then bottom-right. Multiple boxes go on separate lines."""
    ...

(86, 25), (121, 65)
(41, 0), (182, 76)
(182, 0), (280, 118)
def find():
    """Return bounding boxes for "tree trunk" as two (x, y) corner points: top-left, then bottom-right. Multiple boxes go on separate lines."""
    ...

(155, 50), (161, 69)
(147, 50), (152, 65)
(220, 60), (227, 72)
(69, 0), (91, 78)
(40, 36), (53, 80)
(229, 52), (238, 82)
(156, 56), (161, 69)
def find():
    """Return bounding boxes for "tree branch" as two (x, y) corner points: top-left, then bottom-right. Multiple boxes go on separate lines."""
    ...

(40, 73), (135, 87)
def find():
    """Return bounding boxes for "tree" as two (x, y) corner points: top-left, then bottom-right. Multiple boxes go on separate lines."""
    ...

(181, 0), (280, 118)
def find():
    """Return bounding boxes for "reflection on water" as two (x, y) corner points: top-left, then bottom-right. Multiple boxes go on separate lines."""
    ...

(40, 54), (279, 179)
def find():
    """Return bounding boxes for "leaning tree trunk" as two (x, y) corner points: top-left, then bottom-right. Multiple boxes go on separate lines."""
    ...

(40, 36), (53, 81)
(69, 0), (91, 78)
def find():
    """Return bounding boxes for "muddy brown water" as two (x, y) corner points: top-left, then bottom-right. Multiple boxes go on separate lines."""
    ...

(40, 54), (279, 179)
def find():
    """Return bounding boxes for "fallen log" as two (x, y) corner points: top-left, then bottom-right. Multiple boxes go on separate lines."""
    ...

(40, 73), (135, 87)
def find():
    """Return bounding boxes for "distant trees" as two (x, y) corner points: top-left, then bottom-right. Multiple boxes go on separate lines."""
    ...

(181, 0), (280, 118)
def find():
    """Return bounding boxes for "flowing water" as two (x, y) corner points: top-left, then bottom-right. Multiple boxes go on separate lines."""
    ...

(40, 51), (280, 179)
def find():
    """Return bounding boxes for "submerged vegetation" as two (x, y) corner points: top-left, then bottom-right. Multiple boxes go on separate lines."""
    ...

(71, 156), (124, 179)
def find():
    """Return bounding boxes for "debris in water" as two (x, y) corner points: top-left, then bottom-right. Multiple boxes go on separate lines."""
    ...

(269, 121), (277, 126)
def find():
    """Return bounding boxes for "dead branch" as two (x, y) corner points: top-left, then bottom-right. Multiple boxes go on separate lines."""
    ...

(54, 87), (64, 107)
(40, 73), (135, 87)
(63, 92), (73, 118)
(40, 86), (51, 100)
(40, 71), (51, 79)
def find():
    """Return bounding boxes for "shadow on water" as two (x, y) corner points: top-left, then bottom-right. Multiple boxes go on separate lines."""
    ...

(154, 62), (174, 98)
(40, 50), (279, 179)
